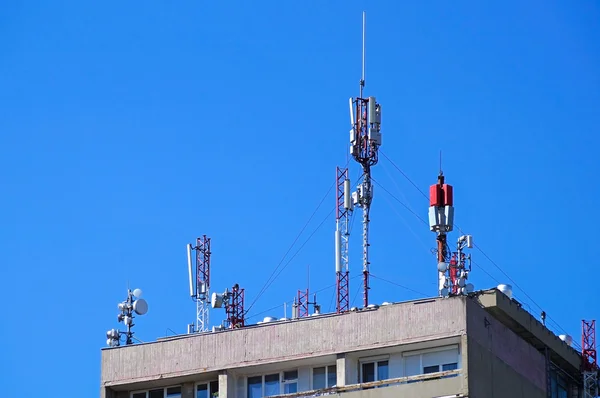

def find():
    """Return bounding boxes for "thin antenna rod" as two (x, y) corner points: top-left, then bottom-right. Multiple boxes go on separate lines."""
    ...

(360, 11), (366, 98)
(439, 150), (442, 174)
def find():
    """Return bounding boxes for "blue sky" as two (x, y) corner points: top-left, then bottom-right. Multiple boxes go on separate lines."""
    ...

(1, 1), (599, 395)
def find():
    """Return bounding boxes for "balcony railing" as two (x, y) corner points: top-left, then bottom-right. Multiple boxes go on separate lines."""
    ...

(266, 369), (463, 398)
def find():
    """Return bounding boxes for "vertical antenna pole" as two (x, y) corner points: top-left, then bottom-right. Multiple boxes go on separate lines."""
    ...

(360, 11), (366, 99)
(349, 11), (381, 309)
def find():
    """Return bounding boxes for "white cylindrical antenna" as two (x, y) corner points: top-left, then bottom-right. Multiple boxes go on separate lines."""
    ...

(186, 243), (194, 297)
(343, 179), (352, 209)
(334, 230), (342, 272)
(284, 302), (287, 318)
(349, 97), (355, 126)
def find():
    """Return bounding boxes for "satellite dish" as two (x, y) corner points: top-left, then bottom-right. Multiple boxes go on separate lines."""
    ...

(437, 262), (448, 272)
(465, 283), (474, 293)
(133, 298), (148, 315)
(132, 288), (143, 298)
(211, 292), (223, 309)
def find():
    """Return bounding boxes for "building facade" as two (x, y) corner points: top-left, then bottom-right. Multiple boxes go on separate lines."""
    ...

(100, 289), (584, 398)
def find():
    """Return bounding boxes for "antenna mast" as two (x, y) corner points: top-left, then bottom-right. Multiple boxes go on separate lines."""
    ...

(582, 320), (598, 398)
(335, 167), (351, 313)
(428, 173), (475, 296)
(186, 235), (211, 332)
(349, 11), (382, 308)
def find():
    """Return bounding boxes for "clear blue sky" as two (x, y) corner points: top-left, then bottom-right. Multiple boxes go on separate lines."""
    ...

(1, 1), (599, 395)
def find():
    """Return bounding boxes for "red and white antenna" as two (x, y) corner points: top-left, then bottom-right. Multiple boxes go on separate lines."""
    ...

(349, 11), (382, 308)
(186, 235), (211, 332)
(335, 166), (351, 313)
(582, 319), (598, 398)
(429, 172), (474, 296)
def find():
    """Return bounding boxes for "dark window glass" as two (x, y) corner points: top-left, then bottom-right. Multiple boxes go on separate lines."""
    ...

(442, 363), (458, 371)
(362, 362), (375, 382)
(313, 367), (326, 389)
(166, 387), (181, 398)
(327, 365), (337, 387)
(264, 374), (280, 397)
(423, 365), (439, 374)
(149, 389), (163, 398)
(377, 360), (389, 381)
(283, 370), (298, 382)
(132, 394), (146, 398)
(210, 381), (219, 397)
(248, 376), (262, 398)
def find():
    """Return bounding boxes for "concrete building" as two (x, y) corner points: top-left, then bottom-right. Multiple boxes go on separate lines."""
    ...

(100, 289), (585, 398)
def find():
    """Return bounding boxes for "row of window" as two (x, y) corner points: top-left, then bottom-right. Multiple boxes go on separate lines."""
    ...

(132, 347), (459, 398)
(132, 381), (219, 398)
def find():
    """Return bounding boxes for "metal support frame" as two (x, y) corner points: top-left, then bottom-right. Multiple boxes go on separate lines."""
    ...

(582, 320), (598, 398)
(297, 289), (309, 318)
(336, 166), (351, 313)
(226, 284), (244, 329)
(195, 235), (211, 332)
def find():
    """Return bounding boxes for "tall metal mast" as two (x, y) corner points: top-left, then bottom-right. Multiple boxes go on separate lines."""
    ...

(429, 173), (474, 296)
(582, 320), (598, 398)
(187, 235), (211, 332)
(349, 11), (382, 308)
(335, 166), (351, 313)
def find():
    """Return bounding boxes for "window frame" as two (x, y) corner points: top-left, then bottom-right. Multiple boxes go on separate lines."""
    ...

(246, 369), (299, 398)
(195, 380), (220, 398)
(402, 344), (460, 377)
(311, 364), (337, 390)
(359, 355), (390, 383)
(130, 386), (182, 398)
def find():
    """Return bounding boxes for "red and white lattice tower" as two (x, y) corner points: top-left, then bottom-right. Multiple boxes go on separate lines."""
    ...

(226, 284), (245, 329)
(335, 166), (351, 313)
(428, 173), (475, 296)
(297, 289), (309, 318)
(582, 320), (598, 398)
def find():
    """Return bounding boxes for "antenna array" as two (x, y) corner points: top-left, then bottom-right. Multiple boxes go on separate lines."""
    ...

(106, 288), (148, 347)
(348, 11), (382, 308)
(428, 173), (475, 296)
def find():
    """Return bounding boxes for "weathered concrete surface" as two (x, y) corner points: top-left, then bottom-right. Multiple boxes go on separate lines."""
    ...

(477, 289), (580, 374)
(467, 298), (546, 398)
(101, 297), (467, 387)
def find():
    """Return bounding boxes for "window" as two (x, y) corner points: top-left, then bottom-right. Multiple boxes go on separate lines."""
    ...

(312, 365), (337, 389)
(197, 381), (219, 398)
(550, 370), (570, 398)
(282, 370), (298, 394)
(247, 370), (298, 398)
(132, 387), (181, 398)
(404, 346), (460, 377)
(361, 360), (389, 383)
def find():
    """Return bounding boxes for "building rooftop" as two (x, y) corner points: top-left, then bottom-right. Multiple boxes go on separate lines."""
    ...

(100, 288), (583, 394)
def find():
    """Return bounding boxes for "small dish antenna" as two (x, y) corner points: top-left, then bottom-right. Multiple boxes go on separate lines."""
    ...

(133, 298), (148, 315)
(105, 287), (149, 346)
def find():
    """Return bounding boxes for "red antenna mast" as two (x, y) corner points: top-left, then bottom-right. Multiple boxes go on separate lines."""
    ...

(335, 166), (351, 313)
(429, 172), (475, 296)
(226, 284), (245, 329)
(582, 319), (598, 398)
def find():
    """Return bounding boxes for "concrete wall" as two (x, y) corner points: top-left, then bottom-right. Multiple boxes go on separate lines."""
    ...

(102, 297), (467, 388)
(466, 299), (546, 398)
